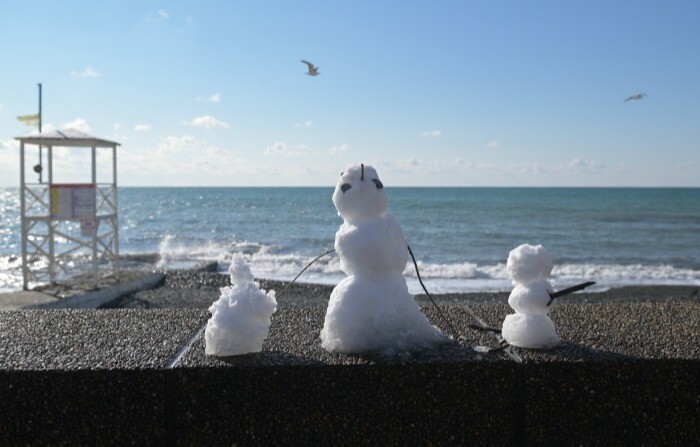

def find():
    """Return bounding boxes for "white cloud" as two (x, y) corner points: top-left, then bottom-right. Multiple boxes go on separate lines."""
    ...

(29, 123), (55, 135)
(375, 157), (550, 178)
(264, 142), (312, 157)
(420, 130), (442, 138)
(0, 139), (21, 185)
(511, 162), (548, 174)
(377, 158), (425, 174)
(144, 9), (170, 23)
(195, 93), (222, 103)
(157, 135), (198, 154)
(612, 161), (630, 174)
(188, 115), (230, 129)
(295, 120), (313, 128)
(195, 92), (221, 103)
(63, 118), (91, 133)
(71, 66), (100, 78)
(487, 141), (499, 149)
(114, 123), (122, 131)
(674, 161), (695, 171)
(1, 139), (19, 151)
(329, 143), (350, 155)
(564, 157), (603, 172)
(134, 124), (152, 132)
(0, 104), (4, 113)
(114, 135), (249, 184)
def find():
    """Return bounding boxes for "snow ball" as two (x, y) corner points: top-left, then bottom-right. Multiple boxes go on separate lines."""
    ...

(333, 164), (388, 225)
(506, 243), (553, 284)
(501, 313), (560, 349)
(205, 253), (277, 356)
(508, 282), (553, 315)
(334, 213), (408, 276)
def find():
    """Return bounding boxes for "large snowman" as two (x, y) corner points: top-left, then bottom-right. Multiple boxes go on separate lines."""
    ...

(501, 243), (561, 349)
(320, 163), (445, 354)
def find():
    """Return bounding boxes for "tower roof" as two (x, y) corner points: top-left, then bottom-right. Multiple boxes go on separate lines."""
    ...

(16, 129), (119, 147)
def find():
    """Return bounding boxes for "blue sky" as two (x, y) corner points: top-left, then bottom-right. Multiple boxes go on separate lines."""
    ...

(1, 1), (698, 187)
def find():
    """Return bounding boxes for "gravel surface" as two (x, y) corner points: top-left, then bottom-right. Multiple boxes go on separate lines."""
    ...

(0, 309), (207, 370)
(96, 269), (700, 366)
(3, 269), (698, 446)
(175, 300), (699, 368)
(104, 272), (336, 309)
(471, 301), (700, 361)
(32, 270), (163, 299)
(177, 306), (498, 368)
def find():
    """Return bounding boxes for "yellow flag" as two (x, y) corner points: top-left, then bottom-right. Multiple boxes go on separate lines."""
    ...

(17, 113), (40, 127)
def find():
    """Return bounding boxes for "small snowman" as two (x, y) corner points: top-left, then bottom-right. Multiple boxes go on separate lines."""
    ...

(320, 163), (445, 354)
(205, 253), (277, 356)
(501, 243), (561, 349)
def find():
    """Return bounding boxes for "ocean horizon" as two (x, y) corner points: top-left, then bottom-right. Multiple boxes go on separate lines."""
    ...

(2, 186), (699, 294)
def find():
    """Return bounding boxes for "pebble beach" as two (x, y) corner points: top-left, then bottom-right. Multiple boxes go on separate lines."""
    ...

(3, 265), (698, 445)
(101, 267), (700, 310)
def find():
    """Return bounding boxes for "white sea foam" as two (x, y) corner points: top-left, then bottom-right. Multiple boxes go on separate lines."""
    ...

(156, 234), (234, 269)
(2, 236), (698, 294)
(215, 246), (700, 293)
(0, 255), (25, 293)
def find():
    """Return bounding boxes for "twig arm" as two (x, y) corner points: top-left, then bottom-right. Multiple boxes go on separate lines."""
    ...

(407, 243), (459, 338)
(275, 248), (336, 298)
(468, 323), (502, 334)
(548, 281), (596, 305)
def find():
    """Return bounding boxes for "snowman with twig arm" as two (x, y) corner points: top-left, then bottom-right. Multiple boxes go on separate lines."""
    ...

(501, 244), (562, 349)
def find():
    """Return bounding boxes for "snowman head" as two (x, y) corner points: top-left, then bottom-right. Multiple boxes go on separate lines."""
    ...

(332, 163), (389, 224)
(506, 243), (553, 284)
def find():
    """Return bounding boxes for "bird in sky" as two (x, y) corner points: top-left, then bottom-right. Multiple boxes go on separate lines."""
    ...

(301, 60), (319, 76)
(624, 93), (647, 102)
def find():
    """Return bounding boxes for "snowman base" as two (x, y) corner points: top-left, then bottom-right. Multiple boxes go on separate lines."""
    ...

(501, 313), (561, 349)
(320, 274), (445, 354)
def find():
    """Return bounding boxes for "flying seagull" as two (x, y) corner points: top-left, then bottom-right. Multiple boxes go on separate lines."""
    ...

(624, 93), (647, 102)
(301, 60), (319, 76)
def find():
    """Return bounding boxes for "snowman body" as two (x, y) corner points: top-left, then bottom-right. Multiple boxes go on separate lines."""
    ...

(501, 244), (561, 349)
(320, 164), (444, 354)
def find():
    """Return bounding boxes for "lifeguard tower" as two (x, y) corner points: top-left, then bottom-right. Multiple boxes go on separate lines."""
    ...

(16, 129), (120, 290)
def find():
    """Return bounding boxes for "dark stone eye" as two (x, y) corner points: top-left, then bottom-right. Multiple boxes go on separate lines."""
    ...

(372, 178), (383, 189)
(340, 183), (352, 193)
(340, 172), (344, 176)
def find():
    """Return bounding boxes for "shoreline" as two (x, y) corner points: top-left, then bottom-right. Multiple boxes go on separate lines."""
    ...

(3, 250), (699, 296)
(102, 269), (700, 310)
(3, 252), (698, 309)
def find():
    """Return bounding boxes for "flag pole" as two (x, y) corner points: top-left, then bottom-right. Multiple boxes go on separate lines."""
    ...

(38, 83), (42, 183)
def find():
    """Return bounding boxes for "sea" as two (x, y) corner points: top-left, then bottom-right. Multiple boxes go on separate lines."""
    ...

(1, 187), (699, 294)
